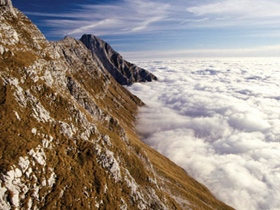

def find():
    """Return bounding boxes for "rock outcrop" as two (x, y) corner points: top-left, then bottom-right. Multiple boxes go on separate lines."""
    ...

(80, 34), (157, 85)
(0, 0), (16, 16)
(0, 1), (234, 210)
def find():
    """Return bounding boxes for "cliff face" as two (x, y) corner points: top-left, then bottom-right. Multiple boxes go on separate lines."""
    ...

(80, 34), (157, 85)
(0, 1), (234, 210)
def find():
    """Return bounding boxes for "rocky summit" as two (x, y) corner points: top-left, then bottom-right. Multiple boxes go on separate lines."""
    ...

(80, 34), (157, 85)
(0, 1), (234, 210)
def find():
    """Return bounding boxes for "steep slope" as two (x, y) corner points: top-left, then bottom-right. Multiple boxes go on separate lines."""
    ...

(80, 34), (157, 85)
(0, 1), (234, 210)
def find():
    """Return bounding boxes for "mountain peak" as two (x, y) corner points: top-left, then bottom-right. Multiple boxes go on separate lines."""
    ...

(0, 0), (16, 16)
(80, 34), (158, 85)
(0, 3), (234, 210)
(0, 0), (11, 6)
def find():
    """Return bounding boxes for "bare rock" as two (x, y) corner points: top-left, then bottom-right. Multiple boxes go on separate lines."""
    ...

(80, 34), (158, 85)
(0, 0), (16, 16)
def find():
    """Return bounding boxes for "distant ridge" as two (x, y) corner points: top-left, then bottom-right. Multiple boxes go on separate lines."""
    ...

(80, 34), (157, 85)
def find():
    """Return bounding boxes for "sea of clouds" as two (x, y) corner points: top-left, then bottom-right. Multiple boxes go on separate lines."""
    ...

(127, 58), (280, 210)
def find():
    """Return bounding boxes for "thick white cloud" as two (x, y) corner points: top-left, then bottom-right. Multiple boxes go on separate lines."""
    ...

(127, 58), (280, 210)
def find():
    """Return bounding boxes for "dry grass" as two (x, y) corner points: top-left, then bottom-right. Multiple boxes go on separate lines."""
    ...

(0, 12), (234, 208)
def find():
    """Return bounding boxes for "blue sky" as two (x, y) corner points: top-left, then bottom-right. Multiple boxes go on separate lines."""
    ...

(12, 0), (280, 59)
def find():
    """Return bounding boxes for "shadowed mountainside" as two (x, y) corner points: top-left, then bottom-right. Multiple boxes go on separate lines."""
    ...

(80, 34), (157, 85)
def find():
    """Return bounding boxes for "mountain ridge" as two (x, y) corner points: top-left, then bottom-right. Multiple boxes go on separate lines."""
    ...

(0, 1), (234, 210)
(80, 34), (157, 85)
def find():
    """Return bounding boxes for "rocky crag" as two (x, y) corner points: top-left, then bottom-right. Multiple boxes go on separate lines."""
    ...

(80, 34), (157, 85)
(0, 0), (234, 209)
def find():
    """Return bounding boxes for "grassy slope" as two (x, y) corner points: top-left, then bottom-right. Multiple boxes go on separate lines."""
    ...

(0, 5), (234, 210)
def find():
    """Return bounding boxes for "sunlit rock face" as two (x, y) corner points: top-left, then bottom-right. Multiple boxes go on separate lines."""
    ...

(0, 0), (16, 15)
(0, 1), (234, 210)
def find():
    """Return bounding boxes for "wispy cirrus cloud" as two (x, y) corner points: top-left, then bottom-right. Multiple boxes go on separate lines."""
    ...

(29, 0), (173, 38)
(186, 0), (280, 27)
(187, 0), (280, 18)
(27, 0), (280, 37)
(19, 0), (280, 57)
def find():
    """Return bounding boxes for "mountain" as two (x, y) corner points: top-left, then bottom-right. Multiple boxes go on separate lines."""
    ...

(0, 1), (234, 209)
(80, 34), (157, 85)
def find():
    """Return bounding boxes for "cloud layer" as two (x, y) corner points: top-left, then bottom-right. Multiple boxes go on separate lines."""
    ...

(127, 58), (280, 210)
